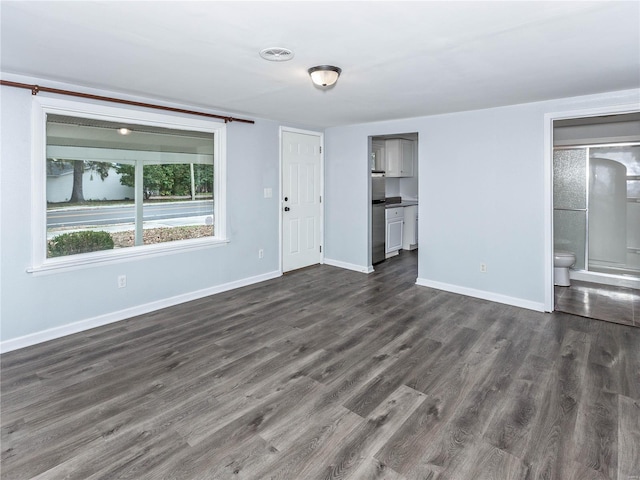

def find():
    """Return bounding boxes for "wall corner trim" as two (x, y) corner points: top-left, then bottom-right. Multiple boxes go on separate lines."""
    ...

(0, 270), (282, 354)
(323, 258), (373, 274)
(415, 277), (545, 312)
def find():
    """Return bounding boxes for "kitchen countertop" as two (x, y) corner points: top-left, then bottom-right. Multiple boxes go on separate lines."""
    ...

(385, 200), (418, 208)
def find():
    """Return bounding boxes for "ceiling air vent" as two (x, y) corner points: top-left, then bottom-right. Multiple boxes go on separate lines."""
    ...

(259, 47), (294, 62)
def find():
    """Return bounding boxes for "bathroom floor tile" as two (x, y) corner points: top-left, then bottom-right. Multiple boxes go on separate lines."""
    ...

(554, 280), (639, 328)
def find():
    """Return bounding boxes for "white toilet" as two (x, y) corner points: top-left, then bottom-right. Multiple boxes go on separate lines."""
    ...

(554, 251), (576, 287)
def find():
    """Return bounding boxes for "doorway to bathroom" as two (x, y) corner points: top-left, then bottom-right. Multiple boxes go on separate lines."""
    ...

(551, 112), (640, 327)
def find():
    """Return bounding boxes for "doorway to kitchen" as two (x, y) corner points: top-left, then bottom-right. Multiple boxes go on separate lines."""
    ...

(368, 132), (418, 272)
(281, 128), (323, 273)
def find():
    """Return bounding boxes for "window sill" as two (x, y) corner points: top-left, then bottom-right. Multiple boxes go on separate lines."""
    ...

(27, 236), (230, 275)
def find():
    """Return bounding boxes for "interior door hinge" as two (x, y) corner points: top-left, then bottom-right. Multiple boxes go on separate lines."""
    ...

(319, 245), (322, 253)
(319, 195), (322, 203)
(319, 146), (322, 154)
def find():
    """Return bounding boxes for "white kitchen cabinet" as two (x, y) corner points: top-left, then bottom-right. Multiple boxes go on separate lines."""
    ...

(402, 205), (418, 250)
(385, 139), (415, 177)
(386, 207), (404, 256)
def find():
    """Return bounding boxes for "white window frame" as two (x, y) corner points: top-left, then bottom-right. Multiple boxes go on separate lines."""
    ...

(29, 96), (227, 274)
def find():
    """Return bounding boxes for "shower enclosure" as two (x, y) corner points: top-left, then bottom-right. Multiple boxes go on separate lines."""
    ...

(553, 143), (640, 283)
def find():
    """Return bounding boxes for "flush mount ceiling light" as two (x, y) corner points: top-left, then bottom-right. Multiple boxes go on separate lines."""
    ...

(117, 127), (131, 135)
(259, 47), (294, 62)
(308, 65), (342, 88)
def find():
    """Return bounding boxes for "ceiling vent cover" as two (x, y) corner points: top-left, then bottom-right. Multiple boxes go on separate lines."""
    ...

(259, 47), (294, 62)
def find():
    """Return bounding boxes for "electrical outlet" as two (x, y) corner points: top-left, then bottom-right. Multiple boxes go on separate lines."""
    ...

(258, 249), (264, 259)
(480, 263), (487, 273)
(118, 275), (127, 288)
(264, 188), (272, 198)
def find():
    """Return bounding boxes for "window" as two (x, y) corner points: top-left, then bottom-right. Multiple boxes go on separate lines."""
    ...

(31, 97), (226, 272)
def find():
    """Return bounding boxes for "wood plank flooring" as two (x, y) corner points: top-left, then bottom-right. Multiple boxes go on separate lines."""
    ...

(2, 251), (639, 479)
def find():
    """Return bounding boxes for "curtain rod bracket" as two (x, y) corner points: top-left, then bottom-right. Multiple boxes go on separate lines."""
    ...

(32, 85), (40, 95)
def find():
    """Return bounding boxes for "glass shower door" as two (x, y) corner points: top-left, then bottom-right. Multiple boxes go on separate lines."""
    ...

(553, 148), (587, 270)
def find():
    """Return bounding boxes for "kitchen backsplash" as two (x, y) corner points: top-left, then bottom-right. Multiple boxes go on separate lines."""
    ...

(385, 176), (417, 200)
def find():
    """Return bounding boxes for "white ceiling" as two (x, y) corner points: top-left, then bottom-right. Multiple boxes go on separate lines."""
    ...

(1, 1), (639, 128)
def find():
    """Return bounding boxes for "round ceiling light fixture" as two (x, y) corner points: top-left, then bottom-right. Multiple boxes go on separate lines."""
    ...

(259, 47), (294, 62)
(308, 65), (342, 88)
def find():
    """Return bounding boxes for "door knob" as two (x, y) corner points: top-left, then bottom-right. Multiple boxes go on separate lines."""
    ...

(284, 206), (290, 212)
(284, 197), (289, 202)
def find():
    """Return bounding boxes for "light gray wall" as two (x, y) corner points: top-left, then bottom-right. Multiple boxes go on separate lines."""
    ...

(324, 89), (640, 307)
(0, 80), (310, 345)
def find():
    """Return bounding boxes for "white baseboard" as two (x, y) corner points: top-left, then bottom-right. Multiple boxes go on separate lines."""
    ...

(415, 277), (545, 312)
(0, 270), (282, 354)
(323, 258), (373, 274)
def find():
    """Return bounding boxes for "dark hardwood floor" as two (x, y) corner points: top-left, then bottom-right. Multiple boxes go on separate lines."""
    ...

(2, 250), (639, 479)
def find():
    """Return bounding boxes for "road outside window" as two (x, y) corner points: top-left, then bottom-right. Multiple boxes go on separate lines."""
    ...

(46, 114), (215, 258)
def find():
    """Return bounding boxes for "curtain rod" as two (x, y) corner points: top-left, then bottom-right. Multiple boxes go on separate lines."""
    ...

(0, 80), (255, 124)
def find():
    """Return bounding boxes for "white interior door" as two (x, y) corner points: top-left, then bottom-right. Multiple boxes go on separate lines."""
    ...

(282, 130), (322, 272)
